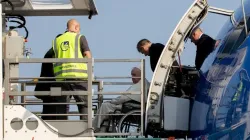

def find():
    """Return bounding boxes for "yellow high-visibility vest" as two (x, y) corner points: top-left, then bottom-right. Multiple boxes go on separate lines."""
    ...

(52, 32), (88, 81)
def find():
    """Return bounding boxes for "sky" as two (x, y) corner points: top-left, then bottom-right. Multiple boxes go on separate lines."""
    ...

(11, 0), (242, 116)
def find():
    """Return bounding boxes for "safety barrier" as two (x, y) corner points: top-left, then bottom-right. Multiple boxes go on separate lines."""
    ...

(2, 58), (146, 139)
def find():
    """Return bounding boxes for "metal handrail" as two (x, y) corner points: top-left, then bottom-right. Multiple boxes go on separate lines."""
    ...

(6, 58), (142, 63)
(24, 98), (112, 102)
(10, 91), (140, 96)
(10, 76), (141, 79)
(3, 58), (145, 137)
(36, 113), (141, 116)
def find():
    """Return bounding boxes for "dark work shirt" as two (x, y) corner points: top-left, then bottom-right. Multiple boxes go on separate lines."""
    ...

(47, 33), (90, 57)
(195, 34), (216, 70)
(149, 43), (178, 72)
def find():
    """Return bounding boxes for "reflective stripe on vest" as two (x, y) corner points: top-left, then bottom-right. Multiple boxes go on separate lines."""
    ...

(52, 32), (88, 80)
(232, 81), (243, 101)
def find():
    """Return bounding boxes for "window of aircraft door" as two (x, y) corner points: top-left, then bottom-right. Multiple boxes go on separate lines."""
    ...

(220, 17), (250, 55)
(220, 25), (245, 54)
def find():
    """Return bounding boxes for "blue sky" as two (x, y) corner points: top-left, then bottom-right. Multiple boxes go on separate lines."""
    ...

(14, 0), (241, 115)
(19, 0), (240, 81)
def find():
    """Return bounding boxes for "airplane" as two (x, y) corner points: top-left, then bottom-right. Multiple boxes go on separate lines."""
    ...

(1, 0), (250, 140)
(146, 0), (250, 139)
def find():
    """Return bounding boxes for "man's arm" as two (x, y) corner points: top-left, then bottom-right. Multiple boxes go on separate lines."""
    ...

(195, 52), (202, 70)
(34, 48), (54, 99)
(110, 95), (131, 105)
(194, 34), (216, 70)
(40, 48), (54, 77)
(80, 36), (92, 58)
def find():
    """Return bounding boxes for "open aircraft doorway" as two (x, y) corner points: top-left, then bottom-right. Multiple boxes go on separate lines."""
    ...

(145, 0), (250, 139)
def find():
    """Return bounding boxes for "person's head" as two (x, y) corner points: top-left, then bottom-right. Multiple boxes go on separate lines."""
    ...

(137, 39), (152, 56)
(131, 67), (141, 84)
(190, 27), (203, 43)
(67, 19), (81, 34)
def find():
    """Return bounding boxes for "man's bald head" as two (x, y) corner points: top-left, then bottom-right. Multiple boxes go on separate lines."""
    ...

(131, 67), (141, 84)
(67, 19), (81, 34)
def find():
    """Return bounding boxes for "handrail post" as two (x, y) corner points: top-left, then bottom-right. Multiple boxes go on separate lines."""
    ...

(21, 83), (26, 108)
(97, 81), (103, 109)
(3, 59), (10, 105)
(140, 59), (145, 136)
(87, 58), (93, 136)
(0, 4), (3, 139)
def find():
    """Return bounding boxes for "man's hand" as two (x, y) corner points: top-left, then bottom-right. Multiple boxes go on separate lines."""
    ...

(215, 40), (221, 48)
(84, 51), (92, 58)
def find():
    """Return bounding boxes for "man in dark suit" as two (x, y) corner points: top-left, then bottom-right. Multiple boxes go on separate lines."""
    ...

(34, 47), (68, 120)
(190, 27), (218, 70)
(136, 39), (179, 72)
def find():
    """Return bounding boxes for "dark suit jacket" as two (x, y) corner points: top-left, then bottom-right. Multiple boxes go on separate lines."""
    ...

(149, 43), (179, 72)
(34, 48), (55, 100)
(34, 34), (64, 98)
(195, 34), (216, 70)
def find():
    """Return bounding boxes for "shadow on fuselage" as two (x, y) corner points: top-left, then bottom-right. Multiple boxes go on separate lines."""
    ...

(190, 29), (250, 139)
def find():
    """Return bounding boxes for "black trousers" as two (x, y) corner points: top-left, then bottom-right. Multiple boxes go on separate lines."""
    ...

(41, 96), (68, 120)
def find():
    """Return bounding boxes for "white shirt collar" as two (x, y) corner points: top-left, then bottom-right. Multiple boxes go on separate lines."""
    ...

(198, 33), (203, 40)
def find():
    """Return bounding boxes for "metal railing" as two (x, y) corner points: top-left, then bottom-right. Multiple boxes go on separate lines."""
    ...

(19, 80), (104, 109)
(3, 58), (146, 137)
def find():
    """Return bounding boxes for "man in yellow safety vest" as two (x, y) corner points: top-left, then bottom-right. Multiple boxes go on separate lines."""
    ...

(51, 19), (92, 120)
(226, 71), (247, 127)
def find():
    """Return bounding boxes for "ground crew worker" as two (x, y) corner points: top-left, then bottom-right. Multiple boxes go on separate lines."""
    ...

(226, 70), (248, 127)
(49, 19), (92, 120)
(136, 39), (179, 72)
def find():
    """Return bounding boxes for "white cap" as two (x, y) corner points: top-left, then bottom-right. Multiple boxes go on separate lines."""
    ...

(134, 64), (142, 70)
